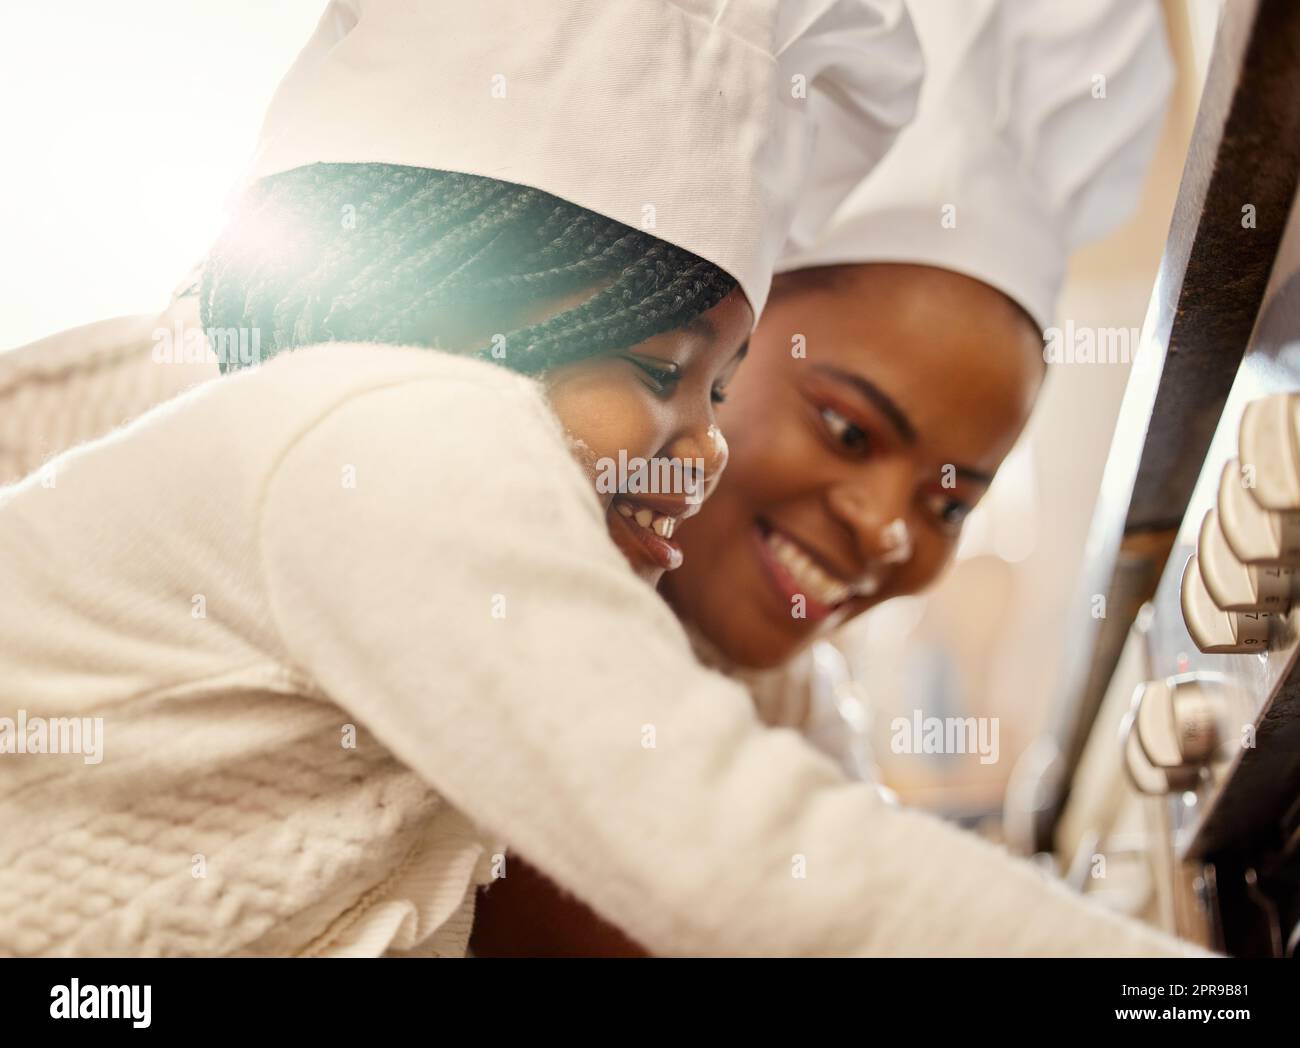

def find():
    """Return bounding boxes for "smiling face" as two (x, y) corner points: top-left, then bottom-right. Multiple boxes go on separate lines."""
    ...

(542, 287), (752, 585)
(659, 263), (1045, 668)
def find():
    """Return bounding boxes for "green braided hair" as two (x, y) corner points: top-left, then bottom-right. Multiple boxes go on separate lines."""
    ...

(200, 163), (738, 375)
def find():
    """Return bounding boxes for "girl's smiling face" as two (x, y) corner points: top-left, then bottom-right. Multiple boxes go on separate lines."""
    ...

(660, 263), (1045, 668)
(542, 288), (752, 584)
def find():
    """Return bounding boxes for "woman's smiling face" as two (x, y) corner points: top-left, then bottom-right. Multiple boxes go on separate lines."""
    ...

(660, 263), (1045, 668)
(542, 288), (752, 585)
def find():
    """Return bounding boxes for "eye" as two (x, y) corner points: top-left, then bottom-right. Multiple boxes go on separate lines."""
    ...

(624, 355), (681, 396)
(819, 405), (870, 454)
(711, 383), (729, 405)
(924, 492), (972, 534)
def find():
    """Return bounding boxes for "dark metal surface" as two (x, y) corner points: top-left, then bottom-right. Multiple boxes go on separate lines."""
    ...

(1131, 0), (1300, 529)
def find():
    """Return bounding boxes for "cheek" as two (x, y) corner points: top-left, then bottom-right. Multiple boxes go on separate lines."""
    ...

(715, 376), (823, 499)
(890, 525), (958, 597)
(545, 370), (663, 474)
(915, 370), (1038, 478)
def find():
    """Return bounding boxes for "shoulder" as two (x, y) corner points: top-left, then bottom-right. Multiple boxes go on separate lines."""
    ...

(263, 343), (573, 463)
(243, 342), (549, 417)
(175, 342), (572, 482)
(253, 344), (601, 533)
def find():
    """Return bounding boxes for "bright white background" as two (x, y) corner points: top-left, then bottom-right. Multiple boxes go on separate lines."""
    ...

(0, 1), (324, 351)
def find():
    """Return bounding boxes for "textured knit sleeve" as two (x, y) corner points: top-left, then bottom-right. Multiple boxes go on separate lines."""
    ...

(256, 373), (1209, 957)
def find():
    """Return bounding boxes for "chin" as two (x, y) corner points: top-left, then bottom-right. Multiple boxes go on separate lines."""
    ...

(734, 644), (801, 671)
(616, 549), (663, 587)
(606, 524), (666, 588)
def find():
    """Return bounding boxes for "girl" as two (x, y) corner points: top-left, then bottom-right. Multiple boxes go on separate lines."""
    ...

(0, 162), (750, 957)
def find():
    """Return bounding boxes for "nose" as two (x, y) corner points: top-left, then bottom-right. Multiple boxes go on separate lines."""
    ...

(827, 465), (915, 567)
(666, 421), (729, 505)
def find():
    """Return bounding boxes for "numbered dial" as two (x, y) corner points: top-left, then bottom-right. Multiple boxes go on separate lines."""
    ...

(1181, 554), (1270, 653)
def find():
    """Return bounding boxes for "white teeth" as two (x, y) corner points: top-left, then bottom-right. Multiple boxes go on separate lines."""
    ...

(764, 530), (860, 606)
(617, 502), (679, 539)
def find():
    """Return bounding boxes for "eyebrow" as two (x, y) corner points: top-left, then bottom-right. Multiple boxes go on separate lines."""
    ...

(811, 364), (994, 487)
(812, 364), (916, 443)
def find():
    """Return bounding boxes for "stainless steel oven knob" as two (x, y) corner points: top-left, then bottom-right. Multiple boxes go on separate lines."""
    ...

(1198, 508), (1294, 611)
(1121, 674), (1227, 794)
(1181, 554), (1271, 653)
(1122, 710), (1183, 794)
(1239, 393), (1300, 511)
(1137, 675), (1221, 767)
(1218, 458), (1300, 565)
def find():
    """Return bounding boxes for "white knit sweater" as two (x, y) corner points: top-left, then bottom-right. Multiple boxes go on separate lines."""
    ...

(0, 343), (1208, 956)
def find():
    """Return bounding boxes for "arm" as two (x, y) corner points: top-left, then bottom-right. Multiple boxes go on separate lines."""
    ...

(258, 374), (1208, 957)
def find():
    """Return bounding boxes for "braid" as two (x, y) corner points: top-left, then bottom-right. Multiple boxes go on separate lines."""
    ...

(201, 163), (737, 374)
(266, 167), (446, 343)
(505, 257), (731, 371)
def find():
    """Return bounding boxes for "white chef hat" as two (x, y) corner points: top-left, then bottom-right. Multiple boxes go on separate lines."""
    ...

(779, 0), (1174, 331)
(244, 0), (924, 321)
